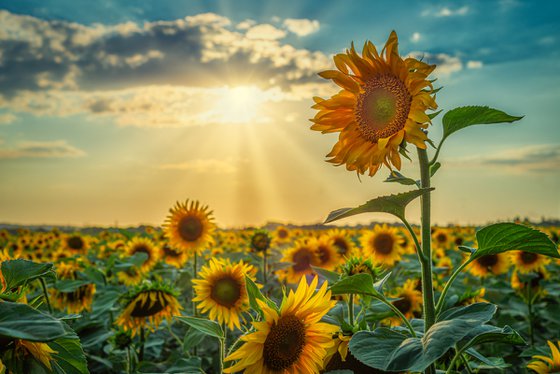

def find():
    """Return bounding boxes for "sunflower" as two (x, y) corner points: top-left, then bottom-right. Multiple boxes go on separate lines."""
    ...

(326, 228), (358, 258)
(61, 233), (89, 254)
(115, 282), (182, 337)
(51, 262), (96, 314)
(311, 31), (437, 176)
(432, 228), (451, 250)
(224, 276), (339, 374)
(273, 225), (291, 245)
(124, 237), (160, 273)
(310, 236), (341, 270)
(117, 266), (144, 286)
(250, 230), (272, 253)
(528, 340), (560, 373)
(161, 242), (189, 268)
(388, 279), (422, 325)
(511, 269), (549, 293)
(360, 224), (403, 266)
(13, 340), (57, 370)
(511, 251), (550, 274)
(192, 258), (256, 331)
(468, 253), (510, 278)
(277, 240), (321, 284)
(164, 200), (216, 256)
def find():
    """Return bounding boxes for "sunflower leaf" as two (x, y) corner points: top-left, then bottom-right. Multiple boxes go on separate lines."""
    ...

(0, 301), (67, 342)
(48, 322), (89, 374)
(175, 316), (223, 339)
(457, 325), (525, 352)
(441, 106), (523, 142)
(244, 275), (278, 317)
(329, 273), (383, 299)
(324, 188), (433, 223)
(429, 162), (441, 177)
(311, 266), (341, 284)
(470, 222), (560, 260)
(384, 171), (418, 186)
(349, 303), (497, 372)
(0, 259), (56, 290)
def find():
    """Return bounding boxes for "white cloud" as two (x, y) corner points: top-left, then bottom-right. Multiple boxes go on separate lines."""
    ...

(466, 60), (483, 69)
(236, 19), (256, 30)
(538, 36), (555, 46)
(0, 140), (85, 159)
(407, 51), (463, 76)
(411, 32), (421, 43)
(245, 24), (287, 40)
(282, 18), (320, 36)
(422, 5), (469, 17)
(0, 113), (17, 125)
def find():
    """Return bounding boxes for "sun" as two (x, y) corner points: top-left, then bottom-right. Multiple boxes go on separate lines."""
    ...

(213, 86), (267, 124)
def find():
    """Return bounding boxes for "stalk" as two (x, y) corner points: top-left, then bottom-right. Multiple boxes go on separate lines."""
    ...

(417, 147), (436, 374)
(348, 294), (355, 326)
(39, 278), (53, 314)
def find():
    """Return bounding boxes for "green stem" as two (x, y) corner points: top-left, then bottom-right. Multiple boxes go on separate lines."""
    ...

(139, 327), (145, 362)
(126, 347), (132, 374)
(376, 297), (416, 337)
(418, 147), (436, 374)
(460, 354), (473, 374)
(39, 278), (53, 314)
(401, 217), (425, 263)
(445, 348), (461, 374)
(435, 260), (472, 316)
(220, 323), (227, 374)
(167, 325), (183, 347)
(429, 139), (445, 166)
(527, 285), (535, 346)
(348, 294), (355, 326)
(192, 252), (198, 357)
(262, 249), (268, 285)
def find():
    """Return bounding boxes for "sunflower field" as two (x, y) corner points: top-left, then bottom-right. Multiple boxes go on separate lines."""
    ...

(1, 31), (560, 374)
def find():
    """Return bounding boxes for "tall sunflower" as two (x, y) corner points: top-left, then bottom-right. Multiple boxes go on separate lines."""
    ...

(192, 258), (256, 331)
(164, 200), (216, 257)
(360, 224), (403, 266)
(311, 31), (437, 176)
(224, 276), (339, 374)
(528, 340), (560, 373)
(115, 282), (182, 337)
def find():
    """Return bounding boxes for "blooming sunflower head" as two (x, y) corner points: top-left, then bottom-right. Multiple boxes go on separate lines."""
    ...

(528, 340), (560, 374)
(360, 224), (404, 267)
(161, 242), (189, 268)
(511, 250), (550, 274)
(192, 258), (256, 331)
(124, 237), (160, 273)
(62, 233), (89, 254)
(311, 30), (437, 176)
(250, 230), (272, 253)
(164, 200), (216, 256)
(13, 340), (57, 371)
(277, 240), (321, 284)
(115, 282), (182, 337)
(309, 236), (341, 270)
(224, 276), (339, 373)
(468, 253), (510, 278)
(389, 279), (423, 323)
(50, 261), (96, 314)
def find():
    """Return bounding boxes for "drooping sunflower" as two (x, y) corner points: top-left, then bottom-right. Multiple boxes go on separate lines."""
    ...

(309, 236), (341, 270)
(511, 251), (550, 274)
(164, 200), (216, 256)
(13, 340), (57, 371)
(311, 31), (437, 176)
(360, 224), (404, 266)
(468, 253), (510, 278)
(528, 340), (560, 373)
(224, 276), (339, 374)
(277, 240), (321, 284)
(115, 282), (182, 337)
(388, 279), (422, 325)
(192, 258), (256, 331)
(124, 237), (160, 273)
(50, 261), (96, 314)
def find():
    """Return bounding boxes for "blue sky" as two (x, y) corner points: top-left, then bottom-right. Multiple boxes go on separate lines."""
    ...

(0, 0), (559, 227)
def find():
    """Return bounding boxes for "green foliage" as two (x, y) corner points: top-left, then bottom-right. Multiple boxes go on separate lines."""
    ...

(0, 302), (66, 342)
(1, 259), (55, 290)
(384, 170), (418, 186)
(175, 316), (223, 339)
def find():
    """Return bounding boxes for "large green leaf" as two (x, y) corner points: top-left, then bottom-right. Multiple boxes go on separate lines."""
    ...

(1, 260), (55, 290)
(349, 303), (496, 372)
(0, 302), (66, 342)
(458, 325), (525, 352)
(245, 275), (278, 317)
(49, 323), (89, 374)
(54, 280), (91, 293)
(441, 106), (523, 141)
(471, 223), (559, 260)
(175, 316), (223, 339)
(328, 273), (383, 298)
(324, 188), (433, 223)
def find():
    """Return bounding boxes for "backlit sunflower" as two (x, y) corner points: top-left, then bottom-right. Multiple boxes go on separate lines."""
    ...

(124, 237), (160, 273)
(115, 282), (182, 337)
(164, 200), (216, 256)
(511, 251), (550, 274)
(468, 253), (510, 278)
(277, 240), (320, 284)
(360, 224), (403, 266)
(192, 258), (256, 331)
(51, 261), (96, 314)
(388, 279), (422, 325)
(224, 276), (339, 374)
(528, 340), (560, 373)
(311, 31), (437, 176)
(310, 236), (341, 270)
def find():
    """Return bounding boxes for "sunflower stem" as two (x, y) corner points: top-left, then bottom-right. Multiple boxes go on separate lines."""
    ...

(417, 147), (436, 374)
(445, 347), (461, 374)
(348, 294), (355, 326)
(460, 353), (473, 374)
(401, 217), (425, 263)
(526, 285), (535, 346)
(435, 259), (472, 316)
(192, 251), (198, 357)
(39, 277), (53, 314)
(139, 327), (145, 362)
(220, 323), (227, 374)
(126, 347), (132, 374)
(377, 297), (416, 337)
(262, 249), (268, 286)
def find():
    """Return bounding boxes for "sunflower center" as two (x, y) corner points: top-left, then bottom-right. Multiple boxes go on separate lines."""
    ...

(292, 248), (313, 272)
(373, 233), (395, 255)
(263, 314), (306, 371)
(67, 236), (84, 250)
(251, 233), (270, 252)
(133, 244), (151, 261)
(477, 254), (498, 269)
(211, 276), (242, 307)
(454, 237), (464, 246)
(393, 294), (412, 314)
(355, 74), (411, 143)
(520, 251), (538, 264)
(163, 245), (181, 258)
(317, 245), (332, 264)
(178, 216), (203, 242)
(333, 238), (349, 255)
(436, 233), (447, 243)
(130, 292), (166, 317)
(278, 229), (288, 239)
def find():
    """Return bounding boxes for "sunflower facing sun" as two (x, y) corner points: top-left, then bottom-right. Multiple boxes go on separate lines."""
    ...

(311, 30), (438, 175)
(224, 276), (339, 374)
(164, 200), (216, 257)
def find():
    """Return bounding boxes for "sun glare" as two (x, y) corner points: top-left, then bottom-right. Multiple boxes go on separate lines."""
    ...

(213, 86), (266, 124)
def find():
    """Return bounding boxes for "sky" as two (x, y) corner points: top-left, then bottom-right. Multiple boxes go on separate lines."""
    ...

(0, 0), (559, 228)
